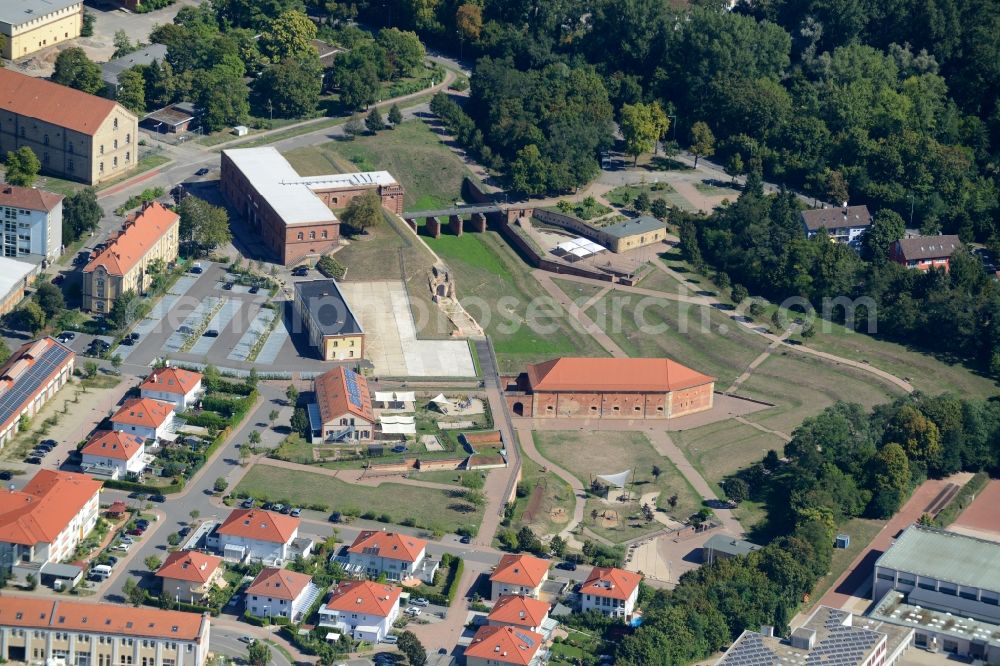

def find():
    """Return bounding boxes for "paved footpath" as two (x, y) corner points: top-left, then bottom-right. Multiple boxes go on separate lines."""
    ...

(533, 271), (627, 357)
(516, 426), (587, 549)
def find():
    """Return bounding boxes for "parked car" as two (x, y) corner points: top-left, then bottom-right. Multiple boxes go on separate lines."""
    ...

(249, 285), (260, 294)
(0, 471), (11, 481)
(291, 266), (308, 276)
(289, 507), (301, 517)
(203, 329), (219, 337)
(120, 337), (135, 346)
(52, 274), (65, 285)
(126, 528), (144, 537)
(279, 505), (291, 514)
(136, 519), (150, 529)
(405, 607), (421, 617)
(459, 535), (471, 544)
(381, 635), (398, 645)
(57, 331), (75, 342)
(238, 636), (255, 644)
(149, 494), (166, 503)
(410, 598), (429, 607)
(556, 561), (577, 571)
(223, 282), (234, 290)
(241, 498), (255, 509)
(113, 543), (131, 552)
(129, 332), (140, 341)
(39, 439), (57, 450)
(272, 503), (285, 513)
(195, 168), (210, 176)
(25, 456), (42, 465)
(190, 264), (204, 274)
(120, 535), (135, 544)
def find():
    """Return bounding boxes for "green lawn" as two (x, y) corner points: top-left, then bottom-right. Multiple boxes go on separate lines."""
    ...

(533, 430), (702, 542)
(804, 517), (885, 611)
(236, 465), (482, 534)
(605, 183), (695, 212)
(671, 420), (787, 488)
(282, 119), (474, 211)
(693, 181), (740, 196)
(587, 292), (768, 388)
(550, 278), (609, 308)
(507, 455), (577, 539)
(425, 229), (608, 372)
(738, 351), (902, 435)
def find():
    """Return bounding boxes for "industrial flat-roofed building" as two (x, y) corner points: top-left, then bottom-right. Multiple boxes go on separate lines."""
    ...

(0, 184), (63, 261)
(0, 595), (211, 666)
(717, 606), (912, 666)
(220, 146), (403, 264)
(505, 357), (715, 419)
(0, 0), (83, 60)
(0, 257), (37, 317)
(293, 279), (364, 361)
(869, 524), (1000, 660)
(0, 337), (74, 445)
(0, 68), (139, 185)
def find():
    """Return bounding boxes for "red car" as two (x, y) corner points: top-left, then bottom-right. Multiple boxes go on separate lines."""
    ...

(126, 528), (144, 537)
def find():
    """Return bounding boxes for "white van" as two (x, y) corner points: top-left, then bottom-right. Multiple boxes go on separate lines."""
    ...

(91, 565), (112, 581)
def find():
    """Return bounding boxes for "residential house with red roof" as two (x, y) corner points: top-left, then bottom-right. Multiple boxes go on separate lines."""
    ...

(344, 530), (436, 582)
(488, 595), (553, 636)
(505, 357), (715, 419)
(110, 396), (175, 441)
(0, 68), (139, 185)
(0, 184), (63, 260)
(309, 366), (375, 443)
(0, 470), (102, 580)
(318, 580), (402, 642)
(156, 550), (225, 604)
(0, 337), (74, 445)
(140, 366), (204, 412)
(465, 625), (546, 666)
(890, 235), (962, 271)
(490, 554), (550, 600)
(80, 430), (148, 480)
(0, 595), (211, 666)
(212, 509), (301, 563)
(245, 567), (319, 622)
(580, 566), (642, 620)
(82, 202), (179, 313)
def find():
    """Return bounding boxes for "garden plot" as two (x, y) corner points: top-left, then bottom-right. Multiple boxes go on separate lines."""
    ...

(187, 300), (245, 356)
(228, 308), (277, 361)
(163, 297), (222, 354)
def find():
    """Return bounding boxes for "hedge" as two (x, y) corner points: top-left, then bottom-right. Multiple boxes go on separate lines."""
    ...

(934, 471), (990, 527)
(415, 554), (464, 606)
(148, 597), (217, 616)
(104, 478), (184, 494)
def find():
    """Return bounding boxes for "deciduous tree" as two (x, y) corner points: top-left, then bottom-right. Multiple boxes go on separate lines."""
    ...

(689, 121), (716, 168)
(341, 191), (383, 233)
(5, 147), (41, 187)
(259, 10), (317, 63)
(116, 67), (147, 114)
(253, 57), (323, 119)
(52, 48), (103, 94)
(620, 101), (669, 165)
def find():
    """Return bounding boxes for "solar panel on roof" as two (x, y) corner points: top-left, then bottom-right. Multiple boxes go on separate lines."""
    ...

(344, 370), (363, 409)
(0, 343), (70, 429)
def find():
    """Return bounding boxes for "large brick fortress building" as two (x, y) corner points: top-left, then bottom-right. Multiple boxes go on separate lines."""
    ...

(504, 357), (715, 419)
(220, 147), (404, 265)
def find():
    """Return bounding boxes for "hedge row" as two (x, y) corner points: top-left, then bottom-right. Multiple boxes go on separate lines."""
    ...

(935, 471), (990, 527)
(416, 554), (464, 606)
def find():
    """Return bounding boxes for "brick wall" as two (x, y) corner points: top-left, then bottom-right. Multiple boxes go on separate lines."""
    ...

(512, 384), (713, 419)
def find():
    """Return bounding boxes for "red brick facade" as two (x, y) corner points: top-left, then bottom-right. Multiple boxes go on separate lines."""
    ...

(220, 151), (405, 265)
(504, 358), (715, 420)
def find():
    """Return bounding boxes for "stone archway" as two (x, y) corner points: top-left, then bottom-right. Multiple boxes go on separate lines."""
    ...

(512, 402), (525, 416)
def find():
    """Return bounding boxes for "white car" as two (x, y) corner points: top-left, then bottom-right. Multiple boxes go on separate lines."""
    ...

(113, 542), (130, 552)
(382, 635), (399, 644)
(410, 598), (429, 607)
(405, 607), (422, 617)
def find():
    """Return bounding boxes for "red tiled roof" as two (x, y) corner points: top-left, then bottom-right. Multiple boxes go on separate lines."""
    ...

(246, 567), (312, 601)
(348, 530), (427, 563)
(217, 509), (298, 544)
(490, 554), (549, 588)
(465, 625), (544, 665)
(323, 580), (401, 617)
(0, 337), (74, 435)
(581, 566), (642, 601)
(0, 68), (123, 136)
(0, 184), (63, 213)
(84, 203), (178, 277)
(0, 596), (205, 641)
(81, 430), (144, 461)
(314, 367), (374, 424)
(140, 367), (202, 396)
(156, 550), (223, 584)
(106, 501), (127, 515)
(111, 397), (173, 429)
(488, 595), (550, 629)
(0, 470), (102, 546)
(526, 357), (714, 393)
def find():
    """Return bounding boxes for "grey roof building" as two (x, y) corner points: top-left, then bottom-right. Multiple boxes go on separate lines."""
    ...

(702, 534), (762, 564)
(601, 216), (665, 239)
(101, 43), (168, 91)
(292, 279), (365, 362)
(716, 606), (912, 666)
(801, 205), (872, 246)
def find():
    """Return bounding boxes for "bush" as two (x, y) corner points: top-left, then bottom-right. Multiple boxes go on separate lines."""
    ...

(316, 254), (347, 279)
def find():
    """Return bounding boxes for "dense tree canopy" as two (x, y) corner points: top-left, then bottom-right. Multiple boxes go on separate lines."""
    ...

(52, 48), (103, 94)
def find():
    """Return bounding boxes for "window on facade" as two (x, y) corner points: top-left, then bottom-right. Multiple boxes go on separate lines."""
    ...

(113, 157), (118, 168)
(297, 232), (304, 240)
(68, 143), (74, 154)
(113, 118), (118, 130)
(44, 134), (49, 146)
(126, 151), (130, 163)
(99, 162), (104, 173)
(322, 230), (328, 238)
(309, 231), (316, 239)
(113, 140), (118, 150)
(19, 127), (24, 137)
(126, 133), (131, 144)
(100, 145), (104, 155)
(43, 152), (49, 164)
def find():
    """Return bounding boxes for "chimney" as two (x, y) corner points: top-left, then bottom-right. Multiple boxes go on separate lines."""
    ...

(760, 626), (774, 637)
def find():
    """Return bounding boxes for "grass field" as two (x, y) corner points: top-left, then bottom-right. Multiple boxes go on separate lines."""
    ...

(425, 229), (608, 371)
(605, 183), (695, 212)
(671, 420), (787, 487)
(283, 119), (473, 211)
(236, 465), (482, 534)
(533, 431), (702, 542)
(586, 292), (768, 387)
(635, 266), (693, 295)
(738, 351), (902, 435)
(693, 181), (740, 196)
(550, 278), (609, 308)
(507, 455), (576, 539)
(804, 517), (884, 611)
(802, 321), (998, 399)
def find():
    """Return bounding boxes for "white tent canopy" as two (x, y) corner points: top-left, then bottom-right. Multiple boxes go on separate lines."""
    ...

(431, 394), (449, 405)
(554, 236), (605, 260)
(374, 391), (416, 403)
(596, 470), (632, 488)
(380, 414), (416, 435)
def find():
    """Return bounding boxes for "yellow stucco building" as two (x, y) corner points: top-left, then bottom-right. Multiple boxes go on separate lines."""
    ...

(293, 279), (366, 361)
(82, 202), (180, 313)
(0, 0), (83, 60)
